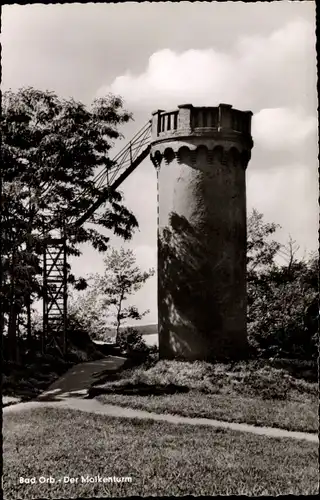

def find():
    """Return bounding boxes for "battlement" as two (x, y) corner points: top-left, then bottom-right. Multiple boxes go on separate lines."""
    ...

(151, 103), (252, 140)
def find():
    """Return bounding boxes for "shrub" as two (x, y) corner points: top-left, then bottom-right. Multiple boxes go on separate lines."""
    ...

(105, 360), (215, 391)
(93, 359), (318, 400)
(248, 255), (318, 361)
(118, 327), (159, 365)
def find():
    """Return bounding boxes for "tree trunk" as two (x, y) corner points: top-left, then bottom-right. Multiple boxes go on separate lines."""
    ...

(26, 299), (32, 344)
(26, 202), (33, 347)
(8, 250), (18, 362)
(115, 290), (124, 344)
(16, 312), (21, 364)
(8, 304), (18, 362)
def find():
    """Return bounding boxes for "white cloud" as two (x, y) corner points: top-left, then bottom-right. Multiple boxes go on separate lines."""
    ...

(97, 19), (316, 113)
(252, 107), (317, 150)
(96, 16), (317, 268)
(247, 164), (318, 253)
(101, 48), (235, 109)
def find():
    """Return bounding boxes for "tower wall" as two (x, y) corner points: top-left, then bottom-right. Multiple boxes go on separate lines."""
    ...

(150, 104), (253, 361)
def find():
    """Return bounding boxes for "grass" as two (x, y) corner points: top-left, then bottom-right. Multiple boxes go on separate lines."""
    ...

(3, 407), (319, 498)
(91, 359), (318, 397)
(92, 359), (318, 433)
(96, 391), (318, 433)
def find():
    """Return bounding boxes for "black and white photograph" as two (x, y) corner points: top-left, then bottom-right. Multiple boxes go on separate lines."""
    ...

(1, 1), (319, 498)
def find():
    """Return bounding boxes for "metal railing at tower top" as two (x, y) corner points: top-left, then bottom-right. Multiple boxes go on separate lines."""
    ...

(69, 120), (152, 227)
(151, 104), (253, 140)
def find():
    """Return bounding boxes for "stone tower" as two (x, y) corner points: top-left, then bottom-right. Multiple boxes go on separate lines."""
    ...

(150, 104), (253, 361)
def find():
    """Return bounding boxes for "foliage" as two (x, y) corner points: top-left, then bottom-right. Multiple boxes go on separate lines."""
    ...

(247, 208), (281, 279)
(68, 289), (114, 341)
(117, 327), (158, 364)
(89, 247), (155, 341)
(1, 87), (137, 360)
(66, 248), (155, 344)
(93, 358), (317, 400)
(247, 210), (318, 360)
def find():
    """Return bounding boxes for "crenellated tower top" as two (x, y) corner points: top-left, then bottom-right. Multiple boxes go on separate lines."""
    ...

(150, 103), (253, 170)
(151, 103), (253, 142)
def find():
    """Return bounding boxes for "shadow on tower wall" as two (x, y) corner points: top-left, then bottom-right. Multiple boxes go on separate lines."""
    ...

(158, 212), (248, 362)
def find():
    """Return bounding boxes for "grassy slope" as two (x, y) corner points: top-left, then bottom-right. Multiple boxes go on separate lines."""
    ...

(93, 360), (318, 433)
(96, 391), (318, 433)
(3, 408), (318, 498)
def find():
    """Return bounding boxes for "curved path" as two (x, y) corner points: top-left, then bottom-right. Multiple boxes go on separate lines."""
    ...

(3, 356), (318, 444)
(37, 355), (128, 401)
(3, 396), (318, 443)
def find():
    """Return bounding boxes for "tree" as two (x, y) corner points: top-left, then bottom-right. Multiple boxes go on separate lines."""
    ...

(247, 208), (281, 279)
(1, 87), (138, 360)
(247, 210), (318, 360)
(68, 287), (113, 342)
(90, 247), (155, 343)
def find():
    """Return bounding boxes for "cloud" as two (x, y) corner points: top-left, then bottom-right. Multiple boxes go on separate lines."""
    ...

(97, 17), (317, 259)
(97, 19), (316, 113)
(247, 163), (318, 253)
(51, 13), (318, 323)
(99, 48), (235, 109)
(252, 107), (317, 150)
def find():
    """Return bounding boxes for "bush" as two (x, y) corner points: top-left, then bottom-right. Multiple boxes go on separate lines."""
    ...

(247, 257), (318, 361)
(91, 359), (318, 400)
(118, 327), (159, 365)
(101, 360), (215, 393)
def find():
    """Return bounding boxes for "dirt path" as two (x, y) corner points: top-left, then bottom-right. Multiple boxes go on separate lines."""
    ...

(3, 395), (318, 443)
(36, 356), (127, 401)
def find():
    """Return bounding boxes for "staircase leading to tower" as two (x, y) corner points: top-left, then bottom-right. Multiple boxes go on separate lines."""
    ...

(43, 120), (152, 354)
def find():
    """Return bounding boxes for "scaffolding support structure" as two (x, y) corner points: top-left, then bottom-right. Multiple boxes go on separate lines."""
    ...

(43, 228), (68, 356)
(42, 120), (152, 356)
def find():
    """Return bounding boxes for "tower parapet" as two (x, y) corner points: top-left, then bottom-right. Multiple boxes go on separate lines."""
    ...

(150, 103), (253, 361)
(151, 103), (252, 142)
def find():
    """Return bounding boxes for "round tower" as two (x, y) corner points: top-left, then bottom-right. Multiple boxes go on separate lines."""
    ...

(150, 104), (253, 361)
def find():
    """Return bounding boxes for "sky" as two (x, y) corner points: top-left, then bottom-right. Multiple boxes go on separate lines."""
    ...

(2, 2), (318, 326)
